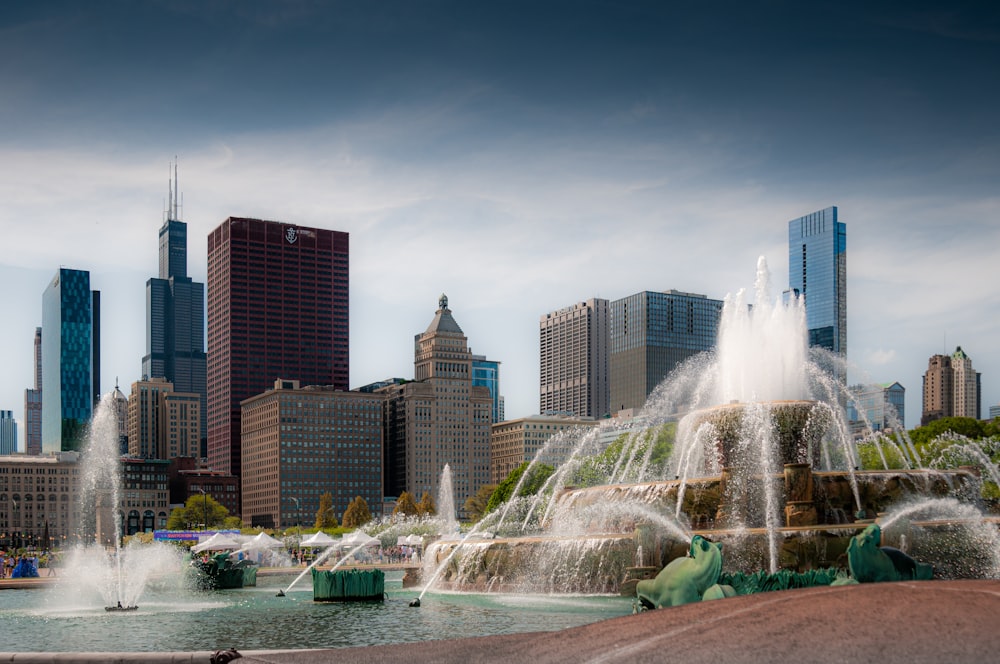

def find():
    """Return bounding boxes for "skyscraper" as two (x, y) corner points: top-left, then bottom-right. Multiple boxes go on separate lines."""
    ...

(41, 268), (100, 453)
(127, 377), (200, 460)
(0, 411), (16, 455)
(380, 295), (492, 519)
(206, 217), (349, 481)
(142, 165), (207, 455)
(539, 298), (609, 418)
(609, 290), (722, 414)
(922, 347), (980, 425)
(471, 354), (503, 423)
(847, 382), (906, 434)
(23, 327), (42, 455)
(788, 206), (847, 357)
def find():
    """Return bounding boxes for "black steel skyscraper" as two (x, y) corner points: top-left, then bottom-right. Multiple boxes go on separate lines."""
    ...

(142, 164), (207, 455)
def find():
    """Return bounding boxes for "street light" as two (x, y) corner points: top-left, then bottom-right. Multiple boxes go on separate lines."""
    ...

(290, 497), (300, 564)
(197, 488), (208, 532)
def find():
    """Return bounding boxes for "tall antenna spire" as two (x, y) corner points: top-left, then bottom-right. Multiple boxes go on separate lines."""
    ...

(173, 157), (179, 220)
(164, 157), (183, 221)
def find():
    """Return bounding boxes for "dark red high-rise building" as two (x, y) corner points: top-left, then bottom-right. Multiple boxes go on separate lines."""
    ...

(207, 218), (349, 482)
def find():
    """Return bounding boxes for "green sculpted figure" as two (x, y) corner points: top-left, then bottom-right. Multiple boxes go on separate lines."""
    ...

(847, 523), (933, 583)
(636, 535), (726, 609)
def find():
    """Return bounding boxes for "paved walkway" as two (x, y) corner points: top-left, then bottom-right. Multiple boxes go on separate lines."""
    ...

(1, 579), (998, 663)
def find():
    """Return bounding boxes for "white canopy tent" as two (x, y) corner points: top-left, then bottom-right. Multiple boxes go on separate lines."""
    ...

(191, 532), (240, 553)
(340, 531), (379, 548)
(300, 531), (337, 547)
(241, 531), (284, 550)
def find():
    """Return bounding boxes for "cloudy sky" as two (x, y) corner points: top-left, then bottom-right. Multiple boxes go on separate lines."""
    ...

(1, 1), (998, 447)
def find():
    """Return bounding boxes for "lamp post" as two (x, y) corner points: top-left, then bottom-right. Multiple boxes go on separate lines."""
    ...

(197, 488), (208, 532)
(290, 497), (300, 564)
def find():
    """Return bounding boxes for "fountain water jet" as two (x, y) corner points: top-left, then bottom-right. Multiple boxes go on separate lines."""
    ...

(417, 257), (996, 595)
(55, 393), (184, 610)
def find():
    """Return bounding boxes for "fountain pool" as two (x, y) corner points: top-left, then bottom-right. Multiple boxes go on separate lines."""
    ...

(0, 571), (630, 652)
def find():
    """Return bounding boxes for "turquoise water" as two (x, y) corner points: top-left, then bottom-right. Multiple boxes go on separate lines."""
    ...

(0, 572), (632, 652)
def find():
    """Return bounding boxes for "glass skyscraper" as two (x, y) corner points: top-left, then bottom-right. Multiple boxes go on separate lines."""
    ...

(143, 188), (207, 456)
(472, 355), (502, 423)
(0, 410), (16, 455)
(41, 268), (100, 452)
(609, 290), (723, 413)
(788, 206), (846, 357)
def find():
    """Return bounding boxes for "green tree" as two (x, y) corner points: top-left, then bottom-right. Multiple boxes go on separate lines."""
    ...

(463, 483), (497, 522)
(314, 492), (338, 529)
(167, 493), (231, 530)
(393, 491), (420, 517)
(486, 462), (555, 514)
(909, 417), (986, 446)
(342, 495), (373, 528)
(417, 491), (436, 516)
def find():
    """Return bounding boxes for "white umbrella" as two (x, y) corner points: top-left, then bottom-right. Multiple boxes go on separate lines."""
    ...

(300, 531), (337, 547)
(191, 532), (240, 553)
(404, 534), (424, 546)
(241, 532), (284, 550)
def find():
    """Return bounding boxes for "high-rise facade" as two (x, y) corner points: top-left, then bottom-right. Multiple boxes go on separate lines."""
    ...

(24, 327), (42, 455)
(127, 377), (200, 460)
(381, 295), (492, 519)
(41, 268), (100, 453)
(922, 347), (981, 425)
(143, 168), (207, 456)
(0, 411), (16, 455)
(609, 290), (722, 414)
(788, 206), (847, 357)
(471, 355), (503, 423)
(540, 299), (609, 418)
(847, 382), (906, 434)
(490, 414), (598, 484)
(241, 379), (384, 529)
(206, 217), (349, 481)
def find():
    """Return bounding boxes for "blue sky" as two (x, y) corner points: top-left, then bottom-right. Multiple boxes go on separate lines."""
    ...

(1, 1), (999, 445)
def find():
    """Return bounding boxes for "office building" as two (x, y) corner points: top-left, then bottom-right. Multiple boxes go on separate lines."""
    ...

(472, 355), (503, 423)
(490, 414), (598, 483)
(206, 217), (349, 481)
(24, 327), (42, 455)
(142, 167), (207, 456)
(0, 451), (82, 550)
(989, 404), (1000, 420)
(127, 378), (201, 460)
(41, 268), (100, 453)
(540, 298), (610, 418)
(922, 347), (981, 425)
(120, 458), (171, 537)
(241, 379), (384, 529)
(609, 290), (723, 414)
(380, 295), (493, 519)
(847, 382), (906, 434)
(788, 206), (847, 357)
(0, 411), (16, 455)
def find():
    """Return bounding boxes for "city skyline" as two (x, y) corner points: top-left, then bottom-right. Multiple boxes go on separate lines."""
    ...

(1, 2), (999, 441)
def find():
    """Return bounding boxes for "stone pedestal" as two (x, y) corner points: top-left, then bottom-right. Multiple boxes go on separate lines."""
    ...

(784, 501), (818, 527)
(783, 463), (816, 526)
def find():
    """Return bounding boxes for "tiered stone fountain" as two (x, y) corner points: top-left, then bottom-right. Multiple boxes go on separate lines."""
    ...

(420, 258), (997, 594)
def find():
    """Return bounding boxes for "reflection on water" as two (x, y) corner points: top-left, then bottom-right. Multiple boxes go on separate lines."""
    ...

(0, 571), (631, 652)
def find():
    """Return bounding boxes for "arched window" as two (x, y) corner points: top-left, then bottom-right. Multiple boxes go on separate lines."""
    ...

(157, 511), (168, 529)
(142, 510), (155, 533)
(127, 510), (140, 536)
